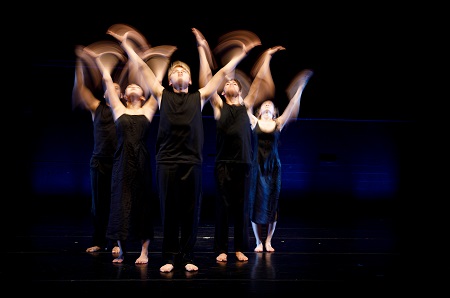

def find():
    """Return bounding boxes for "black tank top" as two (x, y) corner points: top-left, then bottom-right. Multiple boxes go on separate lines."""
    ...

(156, 89), (204, 164)
(215, 103), (252, 164)
(92, 101), (117, 158)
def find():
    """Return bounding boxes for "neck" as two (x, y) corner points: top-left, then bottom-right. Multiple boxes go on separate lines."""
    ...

(128, 98), (142, 109)
(173, 86), (189, 93)
(225, 95), (240, 105)
(260, 111), (273, 120)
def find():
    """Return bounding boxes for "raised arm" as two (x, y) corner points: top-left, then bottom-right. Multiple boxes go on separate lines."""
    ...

(245, 46), (285, 109)
(277, 69), (314, 130)
(199, 35), (260, 107)
(193, 28), (216, 88)
(139, 49), (174, 120)
(141, 46), (177, 85)
(193, 27), (223, 118)
(72, 47), (100, 117)
(74, 41), (125, 116)
(109, 31), (166, 105)
(83, 46), (126, 121)
(109, 26), (176, 102)
(240, 46), (283, 128)
(107, 23), (151, 55)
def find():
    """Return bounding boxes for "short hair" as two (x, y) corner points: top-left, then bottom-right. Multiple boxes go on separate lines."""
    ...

(168, 60), (191, 79)
(228, 78), (242, 91)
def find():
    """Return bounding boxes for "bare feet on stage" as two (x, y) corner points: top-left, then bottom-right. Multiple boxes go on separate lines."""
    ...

(185, 263), (198, 272)
(160, 263), (174, 273)
(86, 246), (101, 253)
(216, 253), (227, 262)
(265, 242), (275, 252)
(236, 251), (248, 261)
(254, 243), (263, 252)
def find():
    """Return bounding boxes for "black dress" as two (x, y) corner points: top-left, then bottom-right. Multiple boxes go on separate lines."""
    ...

(106, 114), (154, 242)
(249, 122), (281, 224)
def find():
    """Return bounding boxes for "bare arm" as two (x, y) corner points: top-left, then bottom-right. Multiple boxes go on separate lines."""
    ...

(109, 31), (166, 105)
(199, 39), (260, 107)
(245, 46), (285, 110)
(140, 45), (177, 88)
(83, 46), (126, 121)
(193, 28), (217, 87)
(140, 48), (177, 120)
(241, 46), (283, 128)
(277, 69), (314, 130)
(193, 27), (223, 118)
(72, 54), (100, 117)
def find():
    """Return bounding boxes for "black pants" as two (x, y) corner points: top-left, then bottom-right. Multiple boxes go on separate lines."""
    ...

(157, 163), (202, 266)
(214, 162), (250, 254)
(90, 157), (114, 249)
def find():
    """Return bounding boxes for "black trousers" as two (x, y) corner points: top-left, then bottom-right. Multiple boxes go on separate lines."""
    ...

(90, 157), (114, 249)
(157, 163), (202, 266)
(214, 162), (251, 254)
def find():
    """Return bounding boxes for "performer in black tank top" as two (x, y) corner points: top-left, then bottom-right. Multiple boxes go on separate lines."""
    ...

(72, 50), (123, 255)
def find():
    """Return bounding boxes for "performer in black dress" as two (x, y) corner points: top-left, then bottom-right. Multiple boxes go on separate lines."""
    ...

(84, 41), (161, 264)
(249, 69), (314, 252)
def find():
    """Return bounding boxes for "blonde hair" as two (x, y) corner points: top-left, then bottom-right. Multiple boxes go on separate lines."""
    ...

(168, 60), (191, 79)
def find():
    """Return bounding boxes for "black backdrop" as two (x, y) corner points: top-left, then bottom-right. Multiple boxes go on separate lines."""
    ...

(14, 5), (414, 231)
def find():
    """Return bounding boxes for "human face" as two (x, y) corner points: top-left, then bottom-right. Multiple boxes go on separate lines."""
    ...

(260, 101), (275, 117)
(113, 83), (122, 97)
(222, 80), (240, 97)
(104, 83), (122, 99)
(125, 84), (144, 97)
(169, 66), (191, 89)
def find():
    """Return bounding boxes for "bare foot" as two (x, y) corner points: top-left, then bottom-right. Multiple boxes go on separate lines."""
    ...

(216, 253), (227, 262)
(236, 251), (248, 262)
(160, 263), (174, 273)
(185, 263), (198, 272)
(135, 254), (148, 264)
(265, 242), (275, 252)
(112, 246), (120, 254)
(86, 246), (101, 253)
(254, 243), (263, 252)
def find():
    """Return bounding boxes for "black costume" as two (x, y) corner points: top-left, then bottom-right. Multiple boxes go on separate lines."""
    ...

(249, 122), (281, 225)
(89, 101), (117, 250)
(106, 114), (154, 245)
(156, 89), (203, 267)
(214, 103), (252, 255)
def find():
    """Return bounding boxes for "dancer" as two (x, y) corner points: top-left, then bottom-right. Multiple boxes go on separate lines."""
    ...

(196, 30), (283, 262)
(72, 43), (124, 255)
(116, 28), (259, 272)
(84, 39), (162, 264)
(249, 68), (314, 252)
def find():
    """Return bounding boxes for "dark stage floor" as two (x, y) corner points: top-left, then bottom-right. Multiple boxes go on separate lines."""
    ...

(5, 197), (400, 296)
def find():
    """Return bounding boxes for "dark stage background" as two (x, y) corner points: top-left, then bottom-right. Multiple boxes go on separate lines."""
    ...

(17, 6), (413, 231)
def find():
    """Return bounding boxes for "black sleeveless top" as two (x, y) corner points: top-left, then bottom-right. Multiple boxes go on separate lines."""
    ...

(215, 103), (252, 164)
(156, 89), (204, 164)
(92, 101), (117, 158)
